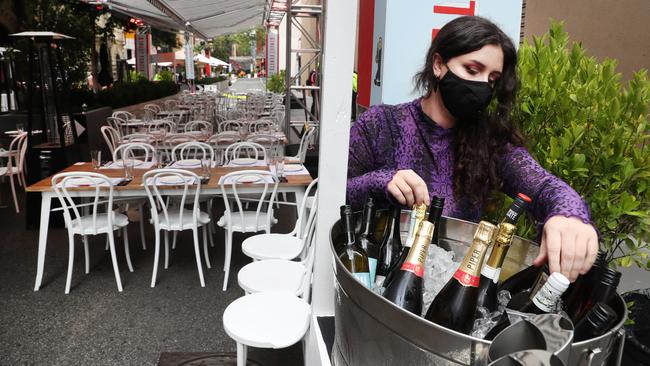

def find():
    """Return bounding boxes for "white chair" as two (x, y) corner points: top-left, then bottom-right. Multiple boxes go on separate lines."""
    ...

(246, 133), (278, 148)
(100, 126), (121, 156)
(112, 110), (135, 121)
(112, 142), (156, 164)
(286, 126), (317, 164)
(51, 172), (133, 294)
(224, 142), (267, 165)
(163, 99), (179, 111)
(241, 178), (318, 261)
(143, 169), (211, 287)
(184, 120), (213, 134)
(217, 170), (279, 291)
(207, 132), (240, 165)
(170, 141), (214, 163)
(121, 133), (154, 144)
(248, 120), (274, 134)
(219, 120), (243, 133)
(0, 132), (27, 213)
(223, 292), (311, 366)
(238, 189), (318, 298)
(106, 116), (126, 139)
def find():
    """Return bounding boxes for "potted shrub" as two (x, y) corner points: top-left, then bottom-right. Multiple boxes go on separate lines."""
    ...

(491, 22), (650, 270)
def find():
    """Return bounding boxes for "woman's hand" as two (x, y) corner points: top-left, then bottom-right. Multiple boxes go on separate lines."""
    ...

(533, 216), (599, 282)
(387, 169), (430, 207)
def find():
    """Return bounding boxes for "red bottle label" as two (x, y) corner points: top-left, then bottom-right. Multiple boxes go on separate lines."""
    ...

(453, 269), (480, 287)
(401, 261), (424, 278)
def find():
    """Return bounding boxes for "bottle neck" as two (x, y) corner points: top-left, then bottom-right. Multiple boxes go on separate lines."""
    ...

(342, 212), (356, 247)
(453, 237), (491, 287)
(401, 222), (434, 278)
(503, 197), (527, 224)
(361, 205), (376, 237)
(483, 224), (516, 281)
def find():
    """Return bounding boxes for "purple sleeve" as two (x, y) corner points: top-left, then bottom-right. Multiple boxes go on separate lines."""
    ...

(346, 106), (397, 209)
(499, 146), (594, 227)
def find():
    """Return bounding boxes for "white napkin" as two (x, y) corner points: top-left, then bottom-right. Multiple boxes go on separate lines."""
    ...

(269, 164), (309, 176)
(218, 174), (276, 185)
(225, 159), (267, 167)
(101, 161), (157, 169)
(142, 176), (199, 186)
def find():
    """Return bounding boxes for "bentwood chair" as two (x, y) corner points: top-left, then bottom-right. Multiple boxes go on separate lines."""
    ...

(241, 178), (318, 262)
(143, 169), (211, 287)
(0, 131), (27, 213)
(238, 188), (319, 298)
(224, 142), (267, 165)
(101, 126), (121, 156)
(217, 170), (279, 291)
(51, 172), (133, 294)
(285, 126), (317, 164)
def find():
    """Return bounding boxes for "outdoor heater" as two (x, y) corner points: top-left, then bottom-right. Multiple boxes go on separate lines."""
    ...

(9, 31), (80, 227)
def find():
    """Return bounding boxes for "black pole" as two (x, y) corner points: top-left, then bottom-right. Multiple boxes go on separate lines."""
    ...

(46, 44), (66, 149)
(55, 44), (80, 149)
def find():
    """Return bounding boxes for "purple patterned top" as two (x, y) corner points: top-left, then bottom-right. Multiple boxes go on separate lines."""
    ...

(347, 98), (593, 227)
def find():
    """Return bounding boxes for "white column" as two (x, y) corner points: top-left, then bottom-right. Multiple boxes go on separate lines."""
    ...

(311, 0), (359, 319)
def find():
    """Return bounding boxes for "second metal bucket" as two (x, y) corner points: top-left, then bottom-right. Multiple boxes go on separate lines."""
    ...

(330, 214), (627, 366)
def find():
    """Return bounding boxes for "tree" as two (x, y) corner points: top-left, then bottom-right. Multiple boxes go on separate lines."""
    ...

(209, 26), (267, 61)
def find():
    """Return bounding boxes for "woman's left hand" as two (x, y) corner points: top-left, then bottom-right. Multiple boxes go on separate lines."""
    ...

(533, 216), (599, 282)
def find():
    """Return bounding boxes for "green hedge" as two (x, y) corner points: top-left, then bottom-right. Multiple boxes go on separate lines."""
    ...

(69, 80), (179, 112)
(195, 76), (227, 85)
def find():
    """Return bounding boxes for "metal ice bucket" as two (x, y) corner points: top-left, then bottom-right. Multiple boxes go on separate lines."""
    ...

(330, 213), (627, 366)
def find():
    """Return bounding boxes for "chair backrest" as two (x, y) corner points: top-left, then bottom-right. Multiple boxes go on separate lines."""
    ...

(163, 99), (178, 111)
(246, 134), (279, 155)
(51, 172), (116, 235)
(248, 120), (274, 134)
(291, 178), (319, 239)
(106, 117), (126, 138)
(171, 141), (214, 162)
(296, 126), (317, 163)
(113, 142), (156, 163)
(143, 169), (202, 230)
(100, 126), (121, 155)
(184, 120), (213, 134)
(144, 103), (161, 113)
(121, 133), (154, 144)
(112, 111), (135, 121)
(147, 119), (176, 134)
(298, 193), (319, 300)
(219, 170), (279, 233)
(224, 141), (267, 164)
(219, 120), (242, 133)
(6, 132), (27, 172)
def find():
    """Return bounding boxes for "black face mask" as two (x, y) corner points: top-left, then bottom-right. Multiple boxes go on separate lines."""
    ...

(437, 69), (494, 120)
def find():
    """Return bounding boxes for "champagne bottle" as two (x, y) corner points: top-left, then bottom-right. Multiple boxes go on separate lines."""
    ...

(383, 221), (435, 315)
(375, 206), (402, 287)
(476, 223), (517, 312)
(498, 263), (545, 294)
(564, 251), (607, 316)
(424, 221), (496, 334)
(502, 193), (532, 224)
(338, 205), (371, 288)
(572, 267), (621, 323)
(508, 272), (570, 314)
(384, 203), (427, 288)
(428, 196), (446, 249)
(359, 197), (380, 284)
(573, 302), (617, 342)
(477, 194), (531, 311)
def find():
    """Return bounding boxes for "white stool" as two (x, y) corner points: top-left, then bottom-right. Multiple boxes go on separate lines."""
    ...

(238, 259), (307, 296)
(223, 292), (311, 366)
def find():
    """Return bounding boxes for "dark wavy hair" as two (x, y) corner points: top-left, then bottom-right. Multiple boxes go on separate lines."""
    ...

(414, 16), (525, 205)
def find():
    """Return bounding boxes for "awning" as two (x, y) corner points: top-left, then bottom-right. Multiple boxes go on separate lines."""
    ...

(194, 54), (229, 67)
(102, 0), (266, 39)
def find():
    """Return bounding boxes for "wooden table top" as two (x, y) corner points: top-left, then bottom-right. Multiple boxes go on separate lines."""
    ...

(26, 162), (313, 193)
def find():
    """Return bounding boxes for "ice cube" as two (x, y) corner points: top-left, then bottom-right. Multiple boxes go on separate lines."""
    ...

(497, 290), (512, 312)
(422, 245), (460, 315)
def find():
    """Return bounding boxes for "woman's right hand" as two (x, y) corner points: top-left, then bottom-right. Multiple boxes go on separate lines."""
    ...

(387, 169), (430, 207)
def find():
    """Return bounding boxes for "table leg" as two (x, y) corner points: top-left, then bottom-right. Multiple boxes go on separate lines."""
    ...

(34, 193), (52, 291)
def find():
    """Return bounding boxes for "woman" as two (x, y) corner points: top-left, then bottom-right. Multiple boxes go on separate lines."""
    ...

(347, 16), (598, 282)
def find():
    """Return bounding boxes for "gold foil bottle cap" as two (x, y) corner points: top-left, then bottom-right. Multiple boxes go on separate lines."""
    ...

(416, 221), (435, 241)
(494, 223), (516, 244)
(474, 221), (497, 243)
